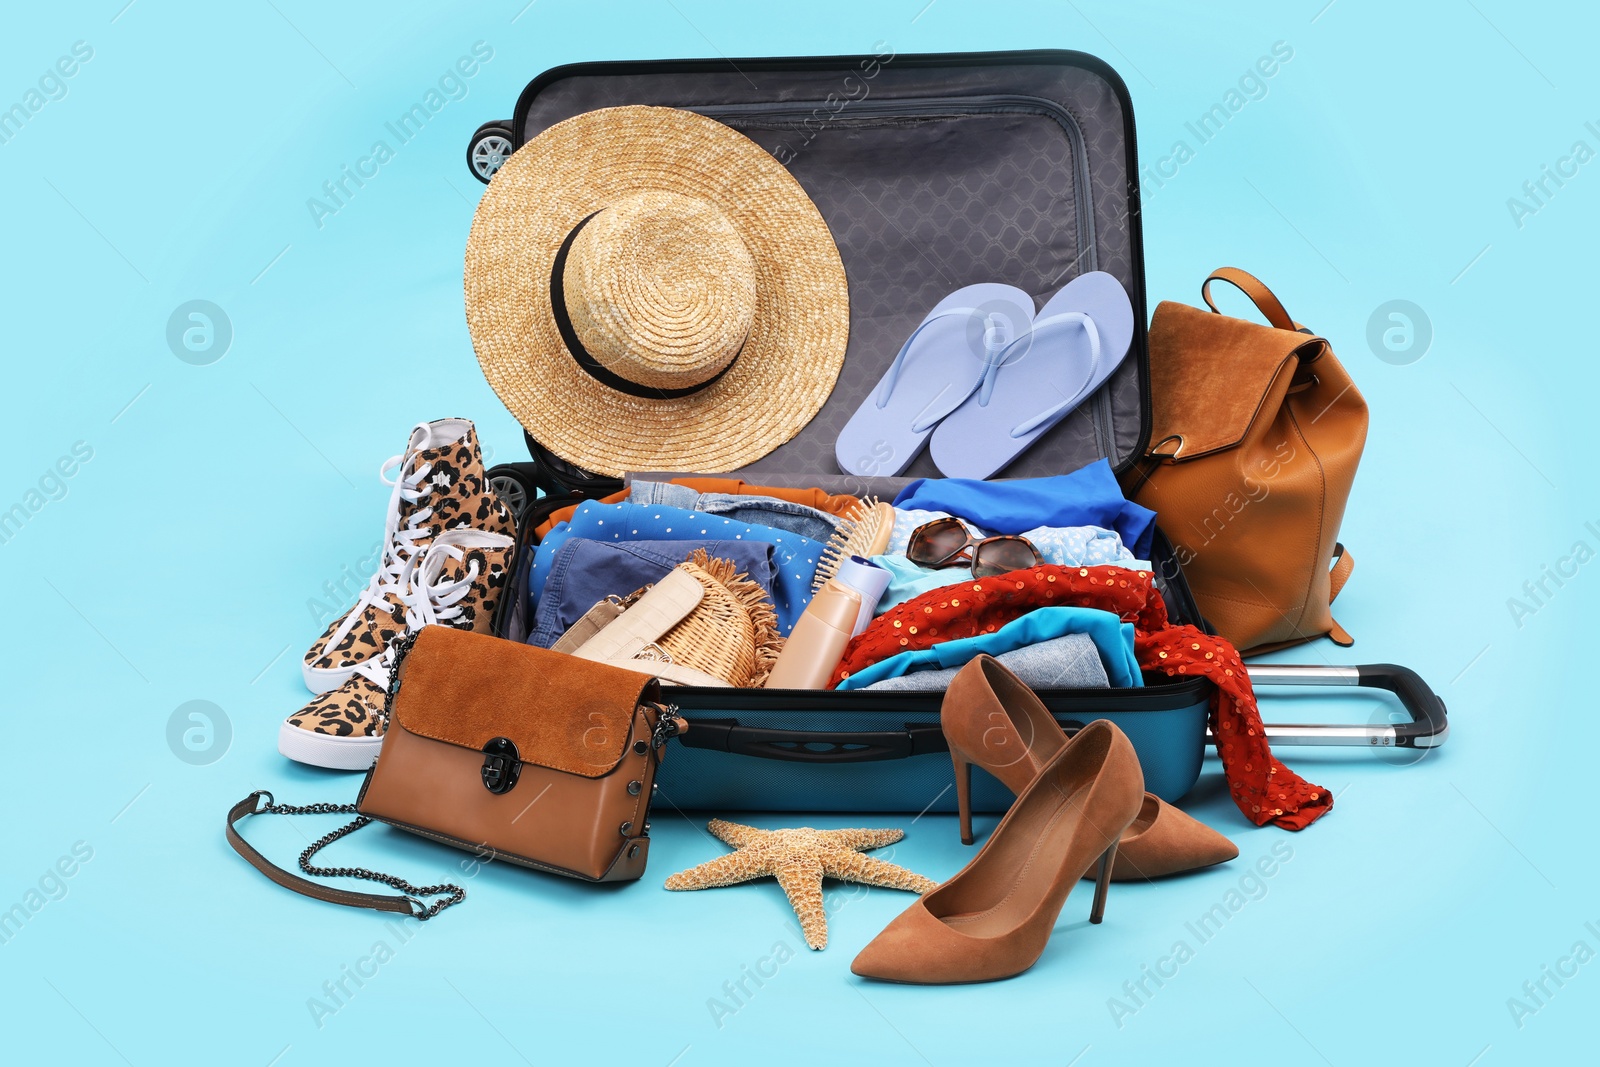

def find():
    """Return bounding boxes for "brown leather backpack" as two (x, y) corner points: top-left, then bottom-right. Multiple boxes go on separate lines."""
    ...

(1124, 268), (1367, 655)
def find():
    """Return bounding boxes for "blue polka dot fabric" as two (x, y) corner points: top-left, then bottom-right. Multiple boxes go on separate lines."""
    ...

(529, 501), (825, 635)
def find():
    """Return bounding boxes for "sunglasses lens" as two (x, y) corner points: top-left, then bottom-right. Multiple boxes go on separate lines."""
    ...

(909, 519), (971, 565)
(972, 538), (1041, 578)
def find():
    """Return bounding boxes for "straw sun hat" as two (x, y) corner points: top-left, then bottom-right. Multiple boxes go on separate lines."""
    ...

(464, 105), (850, 477)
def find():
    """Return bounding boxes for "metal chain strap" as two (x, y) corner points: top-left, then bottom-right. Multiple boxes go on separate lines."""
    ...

(376, 630), (420, 731)
(259, 798), (465, 920)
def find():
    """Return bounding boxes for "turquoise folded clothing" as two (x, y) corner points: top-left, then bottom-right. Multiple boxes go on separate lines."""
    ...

(530, 501), (826, 635)
(834, 606), (1142, 691)
(861, 633), (1108, 691)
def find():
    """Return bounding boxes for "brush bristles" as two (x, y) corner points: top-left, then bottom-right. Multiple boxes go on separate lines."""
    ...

(813, 497), (888, 592)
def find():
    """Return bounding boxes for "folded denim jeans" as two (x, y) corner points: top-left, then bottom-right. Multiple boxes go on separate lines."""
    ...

(534, 477), (862, 540)
(530, 501), (826, 635)
(627, 481), (844, 543)
(861, 633), (1108, 691)
(528, 537), (778, 649)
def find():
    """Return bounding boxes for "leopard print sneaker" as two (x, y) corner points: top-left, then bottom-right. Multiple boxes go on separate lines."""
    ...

(301, 418), (517, 693)
(280, 528), (515, 770)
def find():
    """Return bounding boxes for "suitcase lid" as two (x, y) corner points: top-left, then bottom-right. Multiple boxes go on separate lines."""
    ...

(505, 49), (1149, 481)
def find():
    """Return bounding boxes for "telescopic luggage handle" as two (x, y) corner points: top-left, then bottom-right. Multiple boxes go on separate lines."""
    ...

(673, 663), (1447, 761)
(1237, 663), (1449, 749)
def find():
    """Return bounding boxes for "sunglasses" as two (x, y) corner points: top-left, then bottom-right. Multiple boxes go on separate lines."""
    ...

(907, 518), (1043, 579)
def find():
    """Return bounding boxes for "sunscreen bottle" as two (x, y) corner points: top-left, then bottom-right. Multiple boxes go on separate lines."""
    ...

(764, 580), (862, 689)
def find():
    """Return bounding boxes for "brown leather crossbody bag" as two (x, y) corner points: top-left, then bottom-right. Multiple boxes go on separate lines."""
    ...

(227, 626), (685, 918)
(1123, 268), (1368, 656)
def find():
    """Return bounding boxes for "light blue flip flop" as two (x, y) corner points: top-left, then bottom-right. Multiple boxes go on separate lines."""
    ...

(928, 271), (1135, 480)
(835, 283), (1035, 476)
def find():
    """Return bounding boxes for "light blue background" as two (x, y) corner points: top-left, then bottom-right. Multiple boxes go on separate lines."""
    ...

(2, 1), (1595, 1063)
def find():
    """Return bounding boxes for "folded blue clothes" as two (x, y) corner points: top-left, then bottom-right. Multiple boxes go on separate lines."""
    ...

(893, 459), (1157, 560)
(861, 633), (1109, 691)
(870, 526), (1144, 615)
(884, 508), (1140, 569)
(835, 606), (1142, 691)
(530, 501), (826, 635)
(528, 537), (778, 649)
(626, 481), (843, 543)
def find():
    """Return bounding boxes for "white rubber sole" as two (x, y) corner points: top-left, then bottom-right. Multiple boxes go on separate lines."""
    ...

(301, 656), (359, 695)
(277, 719), (381, 771)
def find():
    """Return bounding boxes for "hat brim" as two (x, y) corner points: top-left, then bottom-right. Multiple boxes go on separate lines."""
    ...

(465, 106), (850, 477)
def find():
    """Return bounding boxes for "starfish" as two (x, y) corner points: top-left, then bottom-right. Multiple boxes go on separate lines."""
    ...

(665, 819), (937, 950)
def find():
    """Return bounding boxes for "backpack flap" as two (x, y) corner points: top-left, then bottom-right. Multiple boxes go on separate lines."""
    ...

(1126, 269), (1367, 654)
(1144, 299), (1326, 462)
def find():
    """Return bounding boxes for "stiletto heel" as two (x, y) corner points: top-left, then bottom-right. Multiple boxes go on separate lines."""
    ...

(1089, 843), (1116, 924)
(951, 747), (975, 845)
(939, 655), (1239, 878)
(852, 721), (1145, 984)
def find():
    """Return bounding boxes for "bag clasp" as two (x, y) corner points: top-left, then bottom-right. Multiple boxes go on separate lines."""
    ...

(480, 737), (522, 795)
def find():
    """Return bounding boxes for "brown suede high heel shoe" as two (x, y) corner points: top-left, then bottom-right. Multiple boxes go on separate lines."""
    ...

(851, 720), (1144, 983)
(943, 655), (1238, 879)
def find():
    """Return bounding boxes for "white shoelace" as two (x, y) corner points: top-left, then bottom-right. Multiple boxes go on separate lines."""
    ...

(353, 544), (482, 688)
(314, 432), (439, 662)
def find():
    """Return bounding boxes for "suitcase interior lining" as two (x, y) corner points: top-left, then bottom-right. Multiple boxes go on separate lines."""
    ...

(514, 52), (1147, 480)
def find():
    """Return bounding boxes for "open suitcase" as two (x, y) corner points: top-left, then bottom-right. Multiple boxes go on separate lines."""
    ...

(480, 49), (1448, 813)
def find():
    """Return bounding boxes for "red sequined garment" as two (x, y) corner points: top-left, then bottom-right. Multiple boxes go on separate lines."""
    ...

(830, 564), (1330, 830)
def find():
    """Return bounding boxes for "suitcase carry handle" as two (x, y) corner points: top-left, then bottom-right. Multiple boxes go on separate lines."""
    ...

(676, 717), (1106, 763)
(1235, 663), (1449, 749)
(678, 718), (953, 763)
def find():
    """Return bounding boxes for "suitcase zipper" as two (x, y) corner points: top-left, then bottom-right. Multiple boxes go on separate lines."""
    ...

(694, 93), (1112, 453)
(662, 674), (1210, 714)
